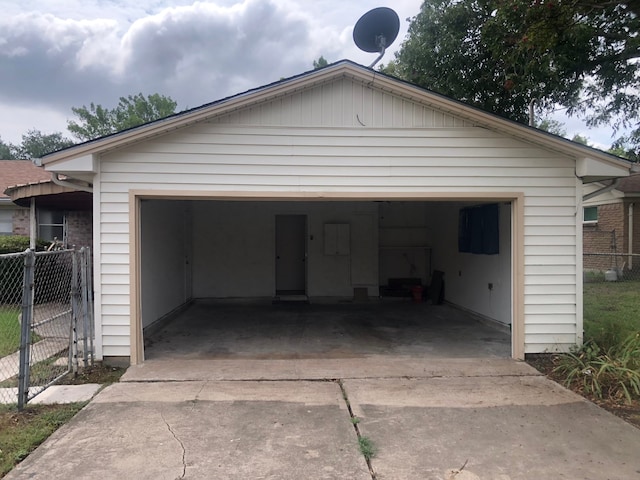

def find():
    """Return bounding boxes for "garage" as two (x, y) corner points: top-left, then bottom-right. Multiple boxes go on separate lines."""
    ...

(137, 198), (514, 362)
(40, 60), (632, 365)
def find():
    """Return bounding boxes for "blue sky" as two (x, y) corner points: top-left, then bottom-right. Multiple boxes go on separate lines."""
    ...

(0, 0), (621, 150)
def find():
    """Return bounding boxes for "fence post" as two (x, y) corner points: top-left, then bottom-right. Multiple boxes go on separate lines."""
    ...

(18, 250), (35, 410)
(85, 247), (94, 366)
(80, 248), (90, 366)
(70, 251), (80, 374)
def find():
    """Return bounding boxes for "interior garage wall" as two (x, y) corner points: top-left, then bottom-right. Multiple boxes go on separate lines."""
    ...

(428, 202), (512, 325)
(378, 202), (432, 285)
(140, 200), (191, 328)
(191, 200), (378, 298)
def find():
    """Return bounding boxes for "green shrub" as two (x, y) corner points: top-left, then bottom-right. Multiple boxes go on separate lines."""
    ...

(0, 235), (30, 255)
(0, 236), (48, 254)
(554, 333), (640, 403)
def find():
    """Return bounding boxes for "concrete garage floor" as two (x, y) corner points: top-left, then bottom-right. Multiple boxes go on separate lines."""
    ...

(134, 299), (512, 381)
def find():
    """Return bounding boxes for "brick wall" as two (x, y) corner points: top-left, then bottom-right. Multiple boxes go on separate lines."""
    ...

(12, 208), (93, 248)
(583, 201), (640, 272)
(12, 208), (30, 236)
(583, 202), (624, 271)
(66, 211), (92, 248)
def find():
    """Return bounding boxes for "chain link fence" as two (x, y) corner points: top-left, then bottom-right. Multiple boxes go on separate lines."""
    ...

(0, 248), (93, 408)
(584, 253), (640, 283)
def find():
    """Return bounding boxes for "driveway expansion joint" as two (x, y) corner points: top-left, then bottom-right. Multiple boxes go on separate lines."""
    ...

(337, 379), (377, 480)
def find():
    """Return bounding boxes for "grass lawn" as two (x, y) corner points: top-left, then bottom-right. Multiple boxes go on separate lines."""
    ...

(584, 280), (640, 348)
(0, 403), (86, 477)
(0, 364), (123, 477)
(0, 307), (21, 358)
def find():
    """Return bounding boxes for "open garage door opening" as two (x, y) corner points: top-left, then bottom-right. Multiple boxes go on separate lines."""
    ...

(136, 198), (516, 362)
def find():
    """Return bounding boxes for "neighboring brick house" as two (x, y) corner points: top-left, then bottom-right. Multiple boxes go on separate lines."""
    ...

(583, 174), (640, 273)
(0, 160), (50, 236)
(1, 160), (92, 248)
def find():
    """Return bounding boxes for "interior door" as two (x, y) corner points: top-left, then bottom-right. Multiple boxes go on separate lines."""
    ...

(275, 215), (307, 295)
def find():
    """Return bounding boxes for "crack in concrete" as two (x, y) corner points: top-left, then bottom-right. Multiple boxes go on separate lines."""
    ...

(190, 381), (207, 411)
(337, 379), (377, 480)
(160, 410), (187, 480)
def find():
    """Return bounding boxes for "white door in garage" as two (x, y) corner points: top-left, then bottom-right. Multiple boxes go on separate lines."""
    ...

(275, 215), (307, 295)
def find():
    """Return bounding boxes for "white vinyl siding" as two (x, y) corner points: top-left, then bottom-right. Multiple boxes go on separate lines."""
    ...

(95, 77), (578, 357)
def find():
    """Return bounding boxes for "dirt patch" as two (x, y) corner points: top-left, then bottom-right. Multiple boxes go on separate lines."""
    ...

(526, 353), (640, 429)
(57, 363), (126, 385)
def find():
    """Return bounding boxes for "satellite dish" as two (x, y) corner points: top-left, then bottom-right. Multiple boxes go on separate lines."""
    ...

(353, 7), (400, 68)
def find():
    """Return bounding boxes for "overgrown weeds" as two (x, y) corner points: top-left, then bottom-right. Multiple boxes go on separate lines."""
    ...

(554, 332), (640, 404)
(583, 281), (640, 350)
(358, 436), (376, 460)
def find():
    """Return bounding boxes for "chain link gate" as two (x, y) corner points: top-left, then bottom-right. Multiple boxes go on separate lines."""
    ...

(0, 248), (93, 408)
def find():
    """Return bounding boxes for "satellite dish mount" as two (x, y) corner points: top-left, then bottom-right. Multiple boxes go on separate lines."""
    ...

(353, 7), (400, 68)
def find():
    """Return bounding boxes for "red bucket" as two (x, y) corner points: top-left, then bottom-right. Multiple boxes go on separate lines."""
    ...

(411, 285), (423, 303)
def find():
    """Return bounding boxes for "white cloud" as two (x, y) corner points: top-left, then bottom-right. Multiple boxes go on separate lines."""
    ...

(1, 0), (424, 144)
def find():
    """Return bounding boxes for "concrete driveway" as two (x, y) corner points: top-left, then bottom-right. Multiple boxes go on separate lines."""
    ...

(6, 302), (640, 479)
(6, 360), (640, 480)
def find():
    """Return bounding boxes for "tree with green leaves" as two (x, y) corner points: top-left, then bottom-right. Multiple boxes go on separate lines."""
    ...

(14, 130), (74, 159)
(390, 0), (640, 151)
(68, 93), (178, 142)
(313, 56), (329, 69)
(536, 119), (567, 137)
(0, 137), (17, 159)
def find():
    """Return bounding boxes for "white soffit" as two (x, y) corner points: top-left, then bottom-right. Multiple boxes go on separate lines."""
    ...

(576, 157), (630, 182)
(44, 154), (97, 174)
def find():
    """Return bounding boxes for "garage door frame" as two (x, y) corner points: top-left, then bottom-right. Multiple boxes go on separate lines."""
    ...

(128, 190), (525, 364)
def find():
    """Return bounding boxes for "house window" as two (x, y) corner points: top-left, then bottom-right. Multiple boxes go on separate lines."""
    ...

(0, 209), (12, 235)
(38, 210), (66, 244)
(583, 206), (598, 223)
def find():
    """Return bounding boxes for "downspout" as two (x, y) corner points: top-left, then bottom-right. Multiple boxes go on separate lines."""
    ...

(629, 203), (634, 270)
(50, 173), (93, 193)
(582, 178), (621, 201)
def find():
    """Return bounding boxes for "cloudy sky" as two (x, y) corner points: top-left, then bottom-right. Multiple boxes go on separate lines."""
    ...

(0, 0), (618, 149)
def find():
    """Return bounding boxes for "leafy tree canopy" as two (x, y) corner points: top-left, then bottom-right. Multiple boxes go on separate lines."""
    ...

(9, 130), (74, 159)
(536, 118), (567, 137)
(390, 0), (640, 151)
(313, 56), (329, 69)
(68, 93), (178, 142)
(0, 137), (17, 159)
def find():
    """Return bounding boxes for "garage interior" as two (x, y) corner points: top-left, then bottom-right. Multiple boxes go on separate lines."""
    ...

(138, 199), (513, 361)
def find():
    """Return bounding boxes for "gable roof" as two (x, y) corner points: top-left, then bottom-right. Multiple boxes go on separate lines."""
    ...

(0, 160), (50, 203)
(40, 60), (632, 180)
